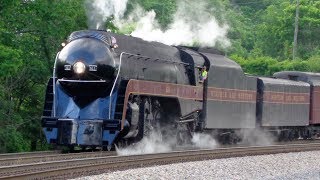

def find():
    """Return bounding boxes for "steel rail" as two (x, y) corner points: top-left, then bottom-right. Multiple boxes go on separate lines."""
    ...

(0, 151), (58, 160)
(1, 143), (320, 179)
(0, 151), (115, 167)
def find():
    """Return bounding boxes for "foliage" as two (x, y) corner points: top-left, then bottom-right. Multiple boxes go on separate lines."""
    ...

(0, 0), (87, 152)
(231, 54), (320, 76)
(254, 0), (320, 59)
(0, 126), (30, 153)
(129, 0), (177, 28)
(0, 45), (23, 78)
(307, 55), (320, 72)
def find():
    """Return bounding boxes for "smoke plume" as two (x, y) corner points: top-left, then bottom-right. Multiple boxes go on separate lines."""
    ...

(85, 0), (128, 29)
(85, 0), (230, 47)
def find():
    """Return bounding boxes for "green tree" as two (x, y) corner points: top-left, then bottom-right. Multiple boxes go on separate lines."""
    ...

(0, 0), (88, 152)
(255, 0), (320, 59)
(129, 0), (177, 28)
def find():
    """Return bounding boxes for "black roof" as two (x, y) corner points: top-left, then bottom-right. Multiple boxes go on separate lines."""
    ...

(258, 77), (310, 87)
(274, 71), (320, 86)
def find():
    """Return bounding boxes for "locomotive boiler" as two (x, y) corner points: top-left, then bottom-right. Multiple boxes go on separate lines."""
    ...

(41, 30), (320, 150)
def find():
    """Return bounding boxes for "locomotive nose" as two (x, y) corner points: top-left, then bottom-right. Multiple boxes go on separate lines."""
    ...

(56, 38), (115, 81)
(55, 38), (116, 107)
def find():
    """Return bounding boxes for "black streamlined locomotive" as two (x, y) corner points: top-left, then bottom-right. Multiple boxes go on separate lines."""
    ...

(41, 30), (320, 150)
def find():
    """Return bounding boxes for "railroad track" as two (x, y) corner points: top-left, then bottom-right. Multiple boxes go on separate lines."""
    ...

(1, 142), (320, 180)
(0, 151), (116, 167)
(0, 151), (63, 167)
(0, 139), (316, 166)
(0, 151), (58, 159)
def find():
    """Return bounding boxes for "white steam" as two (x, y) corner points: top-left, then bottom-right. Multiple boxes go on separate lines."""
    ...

(116, 131), (173, 156)
(116, 130), (218, 156)
(130, 1), (229, 47)
(238, 129), (275, 146)
(85, 0), (128, 29)
(191, 133), (218, 149)
(85, 0), (230, 47)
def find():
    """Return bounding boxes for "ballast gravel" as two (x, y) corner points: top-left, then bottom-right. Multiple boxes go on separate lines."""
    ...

(74, 151), (320, 180)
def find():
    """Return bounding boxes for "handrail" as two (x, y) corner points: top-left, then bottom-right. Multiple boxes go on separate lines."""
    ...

(108, 52), (124, 119)
(58, 79), (106, 83)
(126, 53), (190, 66)
(52, 52), (60, 117)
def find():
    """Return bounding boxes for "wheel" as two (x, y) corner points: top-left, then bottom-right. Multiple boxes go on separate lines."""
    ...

(136, 98), (163, 141)
(90, 146), (97, 151)
(288, 130), (294, 141)
(67, 145), (75, 153)
(230, 133), (239, 144)
(219, 133), (229, 145)
(176, 123), (193, 145)
(116, 139), (128, 149)
(302, 128), (311, 140)
(278, 130), (290, 142)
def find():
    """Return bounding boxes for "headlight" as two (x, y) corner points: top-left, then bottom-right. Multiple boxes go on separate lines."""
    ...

(73, 61), (86, 74)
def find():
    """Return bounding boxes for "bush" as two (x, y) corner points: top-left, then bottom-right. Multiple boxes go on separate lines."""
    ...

(0, 126), (30, 153)
(307, 55), (320, 72)
(231, 54), (316, 76)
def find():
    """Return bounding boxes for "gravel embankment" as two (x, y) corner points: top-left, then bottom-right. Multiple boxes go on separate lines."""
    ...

(74, 151), (320, 180)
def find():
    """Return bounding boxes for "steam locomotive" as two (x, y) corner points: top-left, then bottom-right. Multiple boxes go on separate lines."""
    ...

(41, 30), (320, 150)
